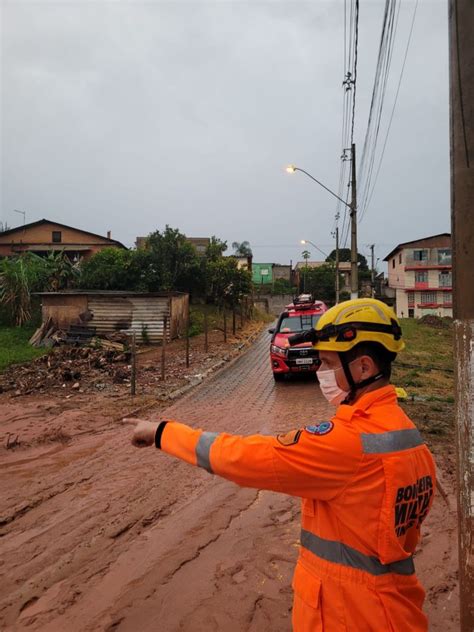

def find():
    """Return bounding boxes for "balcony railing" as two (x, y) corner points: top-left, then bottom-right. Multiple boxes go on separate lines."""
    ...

(405, 255), (452, 268)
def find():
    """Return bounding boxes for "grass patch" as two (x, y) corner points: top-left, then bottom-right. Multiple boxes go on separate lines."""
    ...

(393, 318), (454, 440)
(0, 326), (47, 372)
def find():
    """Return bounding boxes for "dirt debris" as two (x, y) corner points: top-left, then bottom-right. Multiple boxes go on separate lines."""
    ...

(418, 314), (452, 329)
(0, 321), (265, 400)
(0, 345), (132, 396)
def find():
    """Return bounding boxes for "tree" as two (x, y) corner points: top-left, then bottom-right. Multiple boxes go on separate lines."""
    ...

(76, 228), (253, 304)
(206, 236), (228, 262)
(79, 248), (137, 290)
(303, 263), (343, 305)
(147, 226), (202, 291)
(272, 278), (297, 295)
(43, 251), (79, 291)
(206, 257), (252, 307)
(0, 221), (10, 232)
(232, 241), (252, 257)
(326, 248), (369, 271)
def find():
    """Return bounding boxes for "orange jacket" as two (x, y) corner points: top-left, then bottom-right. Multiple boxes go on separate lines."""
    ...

(158, 385), (435, 631)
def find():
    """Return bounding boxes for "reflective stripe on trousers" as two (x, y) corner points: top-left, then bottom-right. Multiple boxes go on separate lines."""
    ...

(300, 529), (415, 576)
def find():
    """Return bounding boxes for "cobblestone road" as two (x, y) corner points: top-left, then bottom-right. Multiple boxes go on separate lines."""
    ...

(1, 330), (455, 631)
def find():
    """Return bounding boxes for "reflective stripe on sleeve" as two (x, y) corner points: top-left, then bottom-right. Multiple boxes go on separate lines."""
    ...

(195, 431), (219, 473)
(300, 529), (415, 576)
(360, 428), (424, 454)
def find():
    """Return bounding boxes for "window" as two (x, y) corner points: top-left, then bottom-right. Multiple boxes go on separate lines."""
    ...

(413, 249), (428, 261)
(439, 271), (452, 287)
(444, 292), (452, 304)
(399, 253), (402, 264)
(407, 292), (415, 306)
(415, 271), (428, 283)
(279, 314), (322, 332)
(392, 258), (395, 269)
(438, 248), (452, 265)
(421, 291), (437, 305)
(52, 231), (62, 243)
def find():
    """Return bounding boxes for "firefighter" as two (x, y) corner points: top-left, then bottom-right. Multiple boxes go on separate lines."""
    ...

(126, 298), (436, 631)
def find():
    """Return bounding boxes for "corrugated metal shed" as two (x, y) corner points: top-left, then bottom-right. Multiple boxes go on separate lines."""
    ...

(37, 291), (188, 343)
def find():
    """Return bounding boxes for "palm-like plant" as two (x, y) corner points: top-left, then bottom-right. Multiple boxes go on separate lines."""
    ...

(0, 254), (47, 325)
(0, 251), (78, 325)
(232, 241), (253, 257)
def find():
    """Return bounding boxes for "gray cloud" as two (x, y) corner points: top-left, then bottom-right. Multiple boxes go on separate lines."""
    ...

(1, 0), (449, 268)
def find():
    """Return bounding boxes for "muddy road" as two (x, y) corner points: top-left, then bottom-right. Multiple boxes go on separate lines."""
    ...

(0, 331), (458, 631)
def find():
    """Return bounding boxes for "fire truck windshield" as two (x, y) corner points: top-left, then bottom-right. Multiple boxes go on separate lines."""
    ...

(279, 314), (321, 333)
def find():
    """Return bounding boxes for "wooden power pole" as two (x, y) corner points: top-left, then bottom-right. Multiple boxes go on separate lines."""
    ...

(335, 226), (340, 304)
(370, 243), (375, 298)
(449, 0), (474, 629)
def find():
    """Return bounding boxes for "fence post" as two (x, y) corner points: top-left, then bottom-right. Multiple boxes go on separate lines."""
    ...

(232, 304), (236, 335)
(223, 308), (227, 343)
(131, 331), (137, 396)
(240, 301), (244, 328)
(161, 316), (167, 381)
(204, 311), (209, 353)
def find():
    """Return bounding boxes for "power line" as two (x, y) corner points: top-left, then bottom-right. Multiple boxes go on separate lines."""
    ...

(360, 0), (419, 221)
(350, 0), (359, 146)
(357, 0), (400, 221)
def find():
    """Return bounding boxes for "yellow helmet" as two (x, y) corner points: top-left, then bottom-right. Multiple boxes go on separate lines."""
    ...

(313, 298), (404, 353)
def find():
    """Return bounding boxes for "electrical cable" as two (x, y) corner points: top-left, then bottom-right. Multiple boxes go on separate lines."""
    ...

(360, 0), (419, 221)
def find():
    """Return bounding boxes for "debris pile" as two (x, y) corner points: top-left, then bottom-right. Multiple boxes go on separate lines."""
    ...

(418, 315), (452, 329)
(0, 345), (132, 396)
(30, 318), (130, 351)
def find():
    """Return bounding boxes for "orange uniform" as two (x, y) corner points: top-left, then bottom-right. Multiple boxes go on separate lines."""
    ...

(158, 385), (435, 631)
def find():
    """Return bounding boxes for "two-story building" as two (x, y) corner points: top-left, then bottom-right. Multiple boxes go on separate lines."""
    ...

(383, 233), (452, 318)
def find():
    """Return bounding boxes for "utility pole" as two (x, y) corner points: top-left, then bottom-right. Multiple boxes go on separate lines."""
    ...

(370, 244), (375, 298)
(334, 226), (340, 304)
(350, 143), (358, 299)
(449, 0), (474, 629)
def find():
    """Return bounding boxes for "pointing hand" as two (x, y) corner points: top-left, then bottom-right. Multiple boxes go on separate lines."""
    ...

(123, 418), (159, 448)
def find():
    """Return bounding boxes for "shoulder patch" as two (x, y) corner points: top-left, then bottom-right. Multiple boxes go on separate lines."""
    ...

(277, 429), (302, 446)
(304, 421), (334, 436)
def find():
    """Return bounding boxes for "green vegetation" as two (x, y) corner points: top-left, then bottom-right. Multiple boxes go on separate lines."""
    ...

(302, 264), (343, 304)
(79, 228), (252, 305)
(393, 318), (454, 440)
(0, 326), (46, 372)
(0, 228), (253, 327)
(0, 251), (77, 326)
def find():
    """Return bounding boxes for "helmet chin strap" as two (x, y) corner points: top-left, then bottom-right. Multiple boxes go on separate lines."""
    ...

(338, 353), (385, 404)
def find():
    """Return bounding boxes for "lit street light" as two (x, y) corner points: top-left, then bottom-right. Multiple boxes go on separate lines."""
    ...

(285, 151), (358, 300)
(300, 239), (329, 259)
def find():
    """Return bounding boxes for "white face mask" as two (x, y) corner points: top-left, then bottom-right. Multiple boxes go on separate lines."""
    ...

(317, 367), (350, 406)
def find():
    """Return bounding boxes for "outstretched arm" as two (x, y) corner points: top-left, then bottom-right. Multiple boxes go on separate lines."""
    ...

(125, 417), (361, 501)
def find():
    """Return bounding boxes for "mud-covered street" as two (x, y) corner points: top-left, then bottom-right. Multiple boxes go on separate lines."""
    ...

(1, 331), (459, 631)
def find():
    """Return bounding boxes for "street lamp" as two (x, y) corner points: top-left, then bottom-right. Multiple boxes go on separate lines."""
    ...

(300, 239), (329, 259)
(286, 153), (358, 299)
(301, 238), (340, 304)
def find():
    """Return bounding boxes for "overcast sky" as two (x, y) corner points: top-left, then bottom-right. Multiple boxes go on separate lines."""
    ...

(1, 0), (450, 271)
